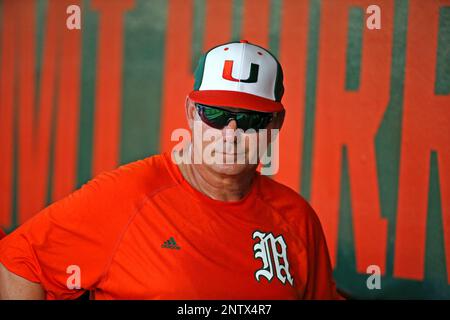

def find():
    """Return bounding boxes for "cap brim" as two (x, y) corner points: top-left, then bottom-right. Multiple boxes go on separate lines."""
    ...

(188, 90), (284, 113)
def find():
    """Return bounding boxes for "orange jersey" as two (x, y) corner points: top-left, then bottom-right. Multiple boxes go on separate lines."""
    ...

(0, 153), (340, 299)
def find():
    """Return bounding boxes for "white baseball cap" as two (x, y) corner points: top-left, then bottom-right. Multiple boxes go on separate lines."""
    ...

(189, 40), (284, 113)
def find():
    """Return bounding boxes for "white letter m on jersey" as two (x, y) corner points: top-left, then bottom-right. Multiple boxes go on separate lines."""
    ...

(252, 231), (294, 286)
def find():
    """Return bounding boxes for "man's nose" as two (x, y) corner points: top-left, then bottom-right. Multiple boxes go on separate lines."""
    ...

(223, 119), (238, 142)
(225, 119), (238, 130)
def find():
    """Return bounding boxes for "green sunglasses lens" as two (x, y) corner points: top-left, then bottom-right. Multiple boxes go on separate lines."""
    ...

(201, 106), (231, 128)
(241, 113), (272, 130)
(235, 113), (252, 130)
(236, 113), (271, 130)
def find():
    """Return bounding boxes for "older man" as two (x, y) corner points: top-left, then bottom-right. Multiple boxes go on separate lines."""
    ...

(0, 40), (340, 299)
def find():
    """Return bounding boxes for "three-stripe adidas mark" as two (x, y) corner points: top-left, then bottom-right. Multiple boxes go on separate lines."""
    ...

(161, 237), (180, 250)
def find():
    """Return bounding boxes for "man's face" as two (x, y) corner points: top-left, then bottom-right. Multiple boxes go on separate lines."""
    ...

(186, 98), (284, 176)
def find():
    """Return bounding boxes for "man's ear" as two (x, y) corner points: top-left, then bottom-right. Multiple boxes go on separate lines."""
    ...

(185, 96), (195, 129)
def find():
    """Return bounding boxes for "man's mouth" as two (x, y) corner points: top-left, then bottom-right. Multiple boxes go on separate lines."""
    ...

(217, 152), (244, 155)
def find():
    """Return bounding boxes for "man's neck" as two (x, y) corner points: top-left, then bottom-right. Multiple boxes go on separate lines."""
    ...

(177, 160), (256, 202)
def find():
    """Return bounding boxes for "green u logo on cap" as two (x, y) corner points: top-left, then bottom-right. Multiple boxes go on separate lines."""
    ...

(222, 60), (259, 83)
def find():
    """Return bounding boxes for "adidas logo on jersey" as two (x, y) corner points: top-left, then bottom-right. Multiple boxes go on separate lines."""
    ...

(161, 237), (180, 250)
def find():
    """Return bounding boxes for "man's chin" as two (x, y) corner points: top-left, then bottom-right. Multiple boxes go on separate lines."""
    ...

(206, 162), (256, 176)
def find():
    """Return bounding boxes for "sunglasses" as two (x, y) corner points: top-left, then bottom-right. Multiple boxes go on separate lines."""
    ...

(195, 103), (274, 131)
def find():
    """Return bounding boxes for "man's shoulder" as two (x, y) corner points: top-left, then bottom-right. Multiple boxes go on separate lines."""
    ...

(257, 175), (319, 225)
(84, 153), (176, 200)
(258, 175), (308, 205)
